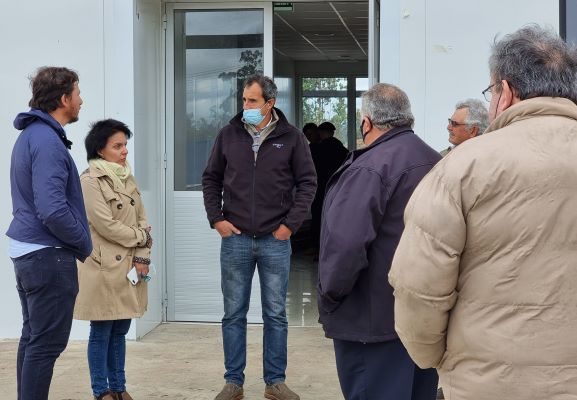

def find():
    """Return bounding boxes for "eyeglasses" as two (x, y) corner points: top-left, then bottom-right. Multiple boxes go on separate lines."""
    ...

(482, 83), (496, 102)
(447, 118), (467, 128)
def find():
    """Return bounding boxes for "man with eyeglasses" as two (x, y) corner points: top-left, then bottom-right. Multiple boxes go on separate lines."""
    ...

(203, 74), (316, 400)
(440, 99), (488, 156)
(390, 25), (577, 400)
(317, 83), (440, 400)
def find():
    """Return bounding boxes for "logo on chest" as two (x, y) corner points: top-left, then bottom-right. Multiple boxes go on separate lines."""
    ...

(272, 143), (284, 149)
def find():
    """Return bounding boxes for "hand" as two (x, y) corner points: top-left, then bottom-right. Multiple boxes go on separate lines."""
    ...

(134, 262), (149, 277)
(273, 224), (292, 241)
(214, 220), (241, 238)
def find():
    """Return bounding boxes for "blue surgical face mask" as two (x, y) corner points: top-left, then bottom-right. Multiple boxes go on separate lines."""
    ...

(243, 102), (268, 126)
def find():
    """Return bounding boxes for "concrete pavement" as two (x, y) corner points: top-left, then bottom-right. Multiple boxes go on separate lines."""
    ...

(0, 323), (343, 400)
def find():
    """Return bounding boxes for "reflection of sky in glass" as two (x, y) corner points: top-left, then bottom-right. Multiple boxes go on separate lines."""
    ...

(186, 10), (263, 35)
(186, 48), (262, 123)
(177, 9), (264, 190)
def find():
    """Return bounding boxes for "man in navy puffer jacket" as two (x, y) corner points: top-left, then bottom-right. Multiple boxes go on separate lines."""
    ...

(7, 66), (92, 400)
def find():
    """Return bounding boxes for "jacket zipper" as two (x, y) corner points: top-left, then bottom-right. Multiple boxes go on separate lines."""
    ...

(247, 128), (286, 238)
(251, 156), (257, 238)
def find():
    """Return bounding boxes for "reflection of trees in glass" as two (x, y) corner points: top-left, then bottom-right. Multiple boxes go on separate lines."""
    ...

(184, 49), (263, 190)
(189, 49), (263, 141)
(302, 77), (348, 144)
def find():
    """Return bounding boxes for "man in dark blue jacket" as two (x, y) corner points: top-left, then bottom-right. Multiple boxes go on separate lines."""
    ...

(7, 66), (92, 400)
(203, 75), (316, 400)
(317, 83), (440, 400)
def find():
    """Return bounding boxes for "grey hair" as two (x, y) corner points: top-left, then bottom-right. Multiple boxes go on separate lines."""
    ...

(455, 99), (489, 135)
(361, 83), (414, 130)
(244, 74), (278, 101)
(489, 24), (577, 104)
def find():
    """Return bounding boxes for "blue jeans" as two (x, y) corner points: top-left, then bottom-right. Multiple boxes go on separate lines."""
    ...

(333, 339), (438, 400)
(88, 319), (132, 396)
(13, 247), (79, 400)
(220, 233), (291, 386)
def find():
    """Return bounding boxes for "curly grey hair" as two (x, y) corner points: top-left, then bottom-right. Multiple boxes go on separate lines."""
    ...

(489, 24), (577, 104)
(455, 99), (489, 135)
(361, 83), (414, 130)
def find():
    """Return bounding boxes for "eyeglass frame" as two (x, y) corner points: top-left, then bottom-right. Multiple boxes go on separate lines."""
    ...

(482, 83), (498, 102)
(447, 118), (468, 128)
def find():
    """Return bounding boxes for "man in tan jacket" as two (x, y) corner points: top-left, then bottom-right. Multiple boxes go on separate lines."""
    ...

(389, 25), (577, 400)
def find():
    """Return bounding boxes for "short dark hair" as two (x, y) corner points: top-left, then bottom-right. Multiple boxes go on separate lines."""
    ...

(317, 122), (336, 132)
(302, 122), (317, 133)
(244, 74), (277, 101)
(85, 119), (133, 162)
(28, 66), (79, 113)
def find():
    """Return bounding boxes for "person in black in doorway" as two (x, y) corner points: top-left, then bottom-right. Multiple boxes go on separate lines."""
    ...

(303, 122), (320, 146)
(303, 123), (322, 181)
(310, 121), (349, 259)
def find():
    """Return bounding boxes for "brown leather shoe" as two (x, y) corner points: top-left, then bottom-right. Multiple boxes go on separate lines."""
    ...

(264, 383), (300, 400)
(214, 383), (244, 400)
(95, 391), (116, 400)
(115, 391), (134, 400)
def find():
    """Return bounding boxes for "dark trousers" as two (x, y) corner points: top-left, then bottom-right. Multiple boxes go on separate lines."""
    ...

(333, 339), (438, 400)
(12, 247), (79, 400)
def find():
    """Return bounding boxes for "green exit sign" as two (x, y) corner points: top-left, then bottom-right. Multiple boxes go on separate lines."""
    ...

(274, 2), (293, 12)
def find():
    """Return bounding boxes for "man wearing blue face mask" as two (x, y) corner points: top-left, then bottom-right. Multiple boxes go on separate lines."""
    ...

(317, 83), (440, 400)
(203, 74), (317, 400)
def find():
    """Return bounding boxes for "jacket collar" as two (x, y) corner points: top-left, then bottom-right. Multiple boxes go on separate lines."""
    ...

(87, 165), (137, 197)
(485, 97), (577, 134)
(351, 126), (413, 160)
(13, 108), (73, 149)
(328, 126), (412, 187)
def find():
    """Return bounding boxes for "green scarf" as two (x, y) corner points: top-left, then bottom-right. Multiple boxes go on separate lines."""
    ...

(90, 159), (132, 189)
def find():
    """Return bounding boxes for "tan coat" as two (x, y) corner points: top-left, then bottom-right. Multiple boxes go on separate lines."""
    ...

(74, 166), (150, 321)
(389, 97), (577, 400)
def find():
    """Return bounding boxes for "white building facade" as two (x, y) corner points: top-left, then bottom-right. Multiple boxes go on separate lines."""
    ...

(0, 0), (563, 339)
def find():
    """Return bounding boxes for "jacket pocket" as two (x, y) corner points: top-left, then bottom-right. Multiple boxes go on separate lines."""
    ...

(223, 190), (231, 212)
(100, 244), (129, 271)
(90, 246), (102, 265)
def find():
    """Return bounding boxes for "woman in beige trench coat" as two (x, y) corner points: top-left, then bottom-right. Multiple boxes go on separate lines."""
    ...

(74, 119), (152, 400)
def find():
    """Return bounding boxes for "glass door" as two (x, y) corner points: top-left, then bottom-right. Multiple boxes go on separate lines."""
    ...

(166, 3), (273, 322)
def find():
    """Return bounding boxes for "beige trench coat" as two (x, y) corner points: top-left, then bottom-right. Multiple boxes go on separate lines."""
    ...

(389, 97), (577, 400)
(74, 166), (150, 321)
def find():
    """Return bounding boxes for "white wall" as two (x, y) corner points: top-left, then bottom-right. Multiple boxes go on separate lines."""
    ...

(133, 0), (164, 339)
(381, 0), (559, 151)
(0, 0), (141, 340)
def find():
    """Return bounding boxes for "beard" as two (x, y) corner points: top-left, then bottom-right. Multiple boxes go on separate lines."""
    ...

(67, 108), (80, 124)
